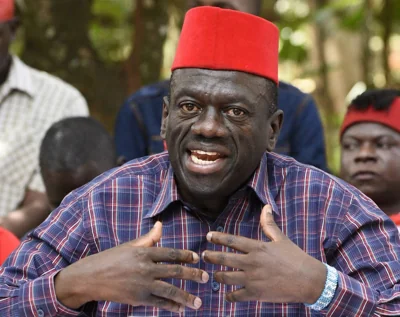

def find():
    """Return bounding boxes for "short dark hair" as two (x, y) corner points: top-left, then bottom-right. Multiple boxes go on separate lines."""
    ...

(350, 89), (400, 111)
(40, 117), (116, 172)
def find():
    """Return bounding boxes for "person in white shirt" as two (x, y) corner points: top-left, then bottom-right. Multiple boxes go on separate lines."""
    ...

(0, 0), (89, 237)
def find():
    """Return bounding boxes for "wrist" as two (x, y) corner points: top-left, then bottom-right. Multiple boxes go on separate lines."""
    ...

(55, 264), (92, 309)
(303, 259), (327, 304)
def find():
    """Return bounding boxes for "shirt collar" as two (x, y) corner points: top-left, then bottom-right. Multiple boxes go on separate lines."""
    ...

(144, 152), (282, 219)
(1, 56), (34, 98)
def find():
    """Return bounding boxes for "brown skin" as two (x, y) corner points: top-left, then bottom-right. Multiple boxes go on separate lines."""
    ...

(55, 222), (209, 312)
(341, 123), (400, 216)
(204, 205), (326, 304)
(0, 190), (49, 238)
(42, 163), (113, 210)
(161, 68), (325, 304)
(161, 69), (282, 215)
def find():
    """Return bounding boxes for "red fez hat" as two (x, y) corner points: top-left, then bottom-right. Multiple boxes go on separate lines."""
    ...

(340, 97), (400, 137)
(172, 6), (279, 84)
(0, 0), (14, 22)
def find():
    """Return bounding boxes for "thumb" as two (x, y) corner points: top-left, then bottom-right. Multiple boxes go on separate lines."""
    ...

(260, 205), (283, 242)
(130, 221), (162, 247)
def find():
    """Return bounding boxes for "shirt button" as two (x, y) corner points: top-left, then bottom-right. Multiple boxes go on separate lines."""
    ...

(212, 280), (220, 291)
(216, 226), (224, 232)
(37, 309), (44, 317)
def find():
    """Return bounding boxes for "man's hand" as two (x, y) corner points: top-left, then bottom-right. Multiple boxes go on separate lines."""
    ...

(55, 221), (209, 313)
(202, 205), (326, 304)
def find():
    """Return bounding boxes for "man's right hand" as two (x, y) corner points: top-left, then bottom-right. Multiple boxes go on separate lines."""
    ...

(55, 221), (209, 313)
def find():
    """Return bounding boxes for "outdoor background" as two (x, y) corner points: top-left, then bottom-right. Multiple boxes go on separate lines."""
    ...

(11, 0), (400, 174)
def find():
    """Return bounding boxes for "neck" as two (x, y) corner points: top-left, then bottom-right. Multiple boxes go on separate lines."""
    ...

(377, 201), (400, 217)
(0, 55), (12, 85)
(181, 193), (229, 221)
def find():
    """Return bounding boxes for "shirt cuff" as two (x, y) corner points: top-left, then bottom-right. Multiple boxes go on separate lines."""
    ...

(321, 270), (379, 316)
(304, 263), (338, 311)
(19, 270), (82, 317)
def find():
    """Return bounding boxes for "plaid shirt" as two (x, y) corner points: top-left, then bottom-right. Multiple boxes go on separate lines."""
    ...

(0, 56), (89, 215)
(1, 152), (400, 316)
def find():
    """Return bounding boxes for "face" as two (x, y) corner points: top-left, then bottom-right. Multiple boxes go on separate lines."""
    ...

(161, 69), (282, 206)
(188, 0), (259, 15)
(340, 123), (400, 204)
(42, 164), (106, 210)
(0, 20), (17, 76)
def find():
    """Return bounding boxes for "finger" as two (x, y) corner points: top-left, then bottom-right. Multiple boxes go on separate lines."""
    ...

(202, 250), (246, 269)
(156, 264), (209, 283)
(225, 288), (251, 303)
(151, 280), (202, 310)
(206, 232), (259, 253)
(130, 221), (162, 247)
(214, 271), (246, 286)
(145, 294), (184, 313)
(260, 205), (284, 242)
(149, 247), (200, 264)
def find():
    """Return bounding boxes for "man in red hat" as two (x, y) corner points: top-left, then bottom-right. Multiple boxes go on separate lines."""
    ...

(340, 89), (400, 229)
(0, 0), (89, 238)
(0, 7), (400, 316)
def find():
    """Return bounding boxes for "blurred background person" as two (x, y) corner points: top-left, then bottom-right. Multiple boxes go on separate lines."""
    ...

(39, 117), (117, 211)
(0, 0), (89, 238)
(340, 89), (400, 228)
(114, 0), (328, 171)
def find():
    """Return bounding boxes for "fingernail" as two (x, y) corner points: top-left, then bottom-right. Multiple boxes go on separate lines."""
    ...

(193, 297), (202, 309)
(179, 305), (184, 312)
(192, 252), (199, 262)
(201, 251), (206, 260)
(202, 271), (209, 283)
(206, 232), (212, 241)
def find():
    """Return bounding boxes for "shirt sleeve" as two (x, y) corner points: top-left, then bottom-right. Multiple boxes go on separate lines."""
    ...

(289, 95), (328, 172)
(321, 194), (400, 316)
(0, 192), (92, 316)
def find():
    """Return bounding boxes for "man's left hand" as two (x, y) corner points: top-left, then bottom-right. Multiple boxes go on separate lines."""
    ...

(202, 205), (327, 304)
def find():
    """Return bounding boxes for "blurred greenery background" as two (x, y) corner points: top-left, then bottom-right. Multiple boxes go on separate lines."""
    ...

(11, 0), (400, 174)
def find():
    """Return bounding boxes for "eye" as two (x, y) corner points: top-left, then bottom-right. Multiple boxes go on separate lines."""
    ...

(376, 142), (391, 150)
(180, 102), (201, 114)
(342, 141), (358, 151)
(226, 108), (246, 117)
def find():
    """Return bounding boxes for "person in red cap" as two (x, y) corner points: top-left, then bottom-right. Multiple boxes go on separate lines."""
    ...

(114, 0), (328, 172)
(0, 0), (89, 238)
(1, 6), (400, 317)
(340, 89), (400, 229)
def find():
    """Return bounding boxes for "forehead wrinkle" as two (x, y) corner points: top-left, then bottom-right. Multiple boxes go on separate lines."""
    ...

(171, 69), (267, 106)
(344, 123), (400, 140)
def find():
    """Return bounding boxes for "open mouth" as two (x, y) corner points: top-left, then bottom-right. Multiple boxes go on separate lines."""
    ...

(185, 149), (228, 174)
(190, 150), (224, 165)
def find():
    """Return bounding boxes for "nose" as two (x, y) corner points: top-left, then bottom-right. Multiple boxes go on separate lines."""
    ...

(191, 107), (228, 138)
(355, 142), (377, 163)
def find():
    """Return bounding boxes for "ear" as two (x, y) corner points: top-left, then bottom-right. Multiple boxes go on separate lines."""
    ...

(160, 96), (170, 139)
(266, 109), (283, 151)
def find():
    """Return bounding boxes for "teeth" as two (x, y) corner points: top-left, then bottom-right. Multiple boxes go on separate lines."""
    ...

(191, 154), (217, 165)
(192, 150), (219, 156)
